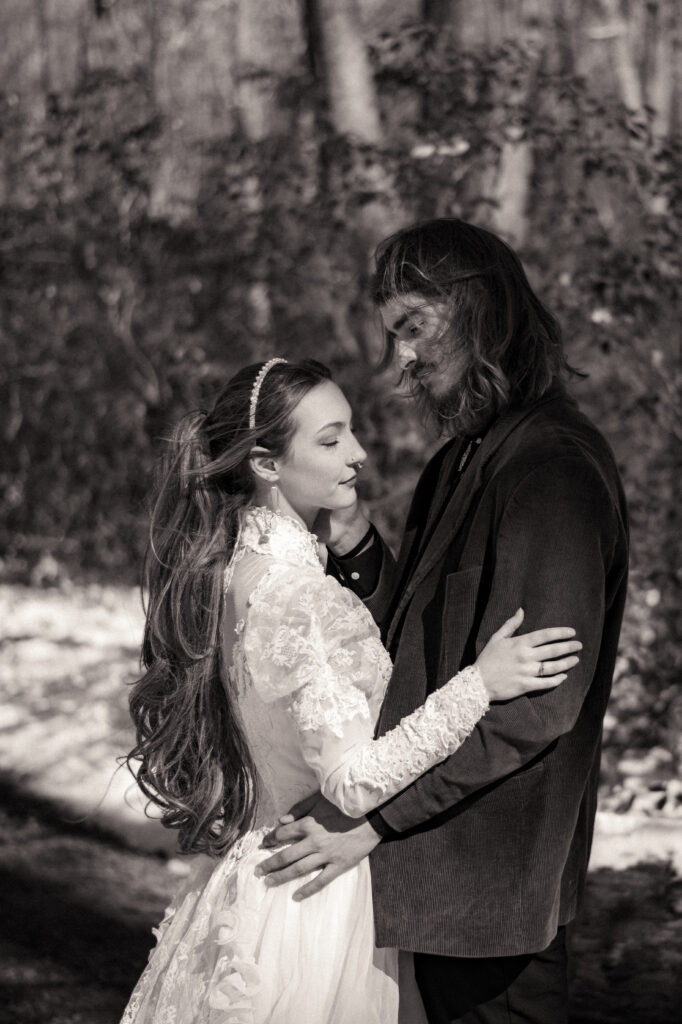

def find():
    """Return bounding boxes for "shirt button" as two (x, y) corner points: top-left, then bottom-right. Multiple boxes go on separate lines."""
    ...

(351, 572), (360, 581)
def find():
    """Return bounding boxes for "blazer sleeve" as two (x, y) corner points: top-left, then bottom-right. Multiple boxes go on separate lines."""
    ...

(370, 455), (625, 835)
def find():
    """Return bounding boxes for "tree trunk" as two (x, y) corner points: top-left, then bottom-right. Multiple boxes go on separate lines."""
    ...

(598, 0), (644, 111)
(309, 0), (383, 144)
(480, 0), (499, 47)
(492, 129), (533, 246)
(34, 0), (88, 97)
(647, 0), (677, 139)
(550, 0), (576, 75)
(304, 1), (410, 360)
(145, 0), (160, 103)
(423, 0), (458, 30)
(34, 0), (52, 99)
(489, 31), (545, 246)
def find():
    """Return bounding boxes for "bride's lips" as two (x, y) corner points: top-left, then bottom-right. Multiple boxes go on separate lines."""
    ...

(340, 475), (357, 486)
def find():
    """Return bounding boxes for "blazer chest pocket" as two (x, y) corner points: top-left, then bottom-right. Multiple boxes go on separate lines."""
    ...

(438, 566), (483, 681)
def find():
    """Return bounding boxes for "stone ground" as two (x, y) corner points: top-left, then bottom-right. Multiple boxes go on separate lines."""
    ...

(1, 583), (681, 1023)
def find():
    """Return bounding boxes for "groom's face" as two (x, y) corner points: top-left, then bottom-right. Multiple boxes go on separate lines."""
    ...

(379, 293), (467, 404)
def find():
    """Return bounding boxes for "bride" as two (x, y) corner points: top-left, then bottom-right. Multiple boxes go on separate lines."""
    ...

(121, 358), (581, 1023)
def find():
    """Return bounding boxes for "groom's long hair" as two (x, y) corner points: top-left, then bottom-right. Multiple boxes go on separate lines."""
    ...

(373, 218), (582, 436)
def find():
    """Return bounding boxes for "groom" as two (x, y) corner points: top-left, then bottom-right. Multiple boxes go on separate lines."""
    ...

(259, 219), (629, 1023)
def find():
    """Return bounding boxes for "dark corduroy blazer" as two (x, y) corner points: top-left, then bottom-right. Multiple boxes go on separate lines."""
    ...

(363, 388), (628, 957)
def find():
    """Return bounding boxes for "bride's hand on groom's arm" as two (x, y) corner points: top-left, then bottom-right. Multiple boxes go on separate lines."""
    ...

(256, 794), (381, 900)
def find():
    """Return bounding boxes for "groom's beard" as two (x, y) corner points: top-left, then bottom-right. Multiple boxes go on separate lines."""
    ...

(400, 366), (468, 437)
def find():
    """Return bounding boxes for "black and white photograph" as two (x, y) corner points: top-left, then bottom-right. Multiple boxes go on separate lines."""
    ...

(1, 2), (680, 1023)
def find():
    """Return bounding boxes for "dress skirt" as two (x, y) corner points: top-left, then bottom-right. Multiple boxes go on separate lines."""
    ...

(120, 825), (399, 1024)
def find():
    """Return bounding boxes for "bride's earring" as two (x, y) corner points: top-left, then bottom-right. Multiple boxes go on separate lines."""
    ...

(269, 484), (280, 512)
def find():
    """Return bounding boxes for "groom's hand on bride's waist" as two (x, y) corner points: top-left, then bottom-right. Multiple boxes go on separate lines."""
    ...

(255, 794), (381, 901)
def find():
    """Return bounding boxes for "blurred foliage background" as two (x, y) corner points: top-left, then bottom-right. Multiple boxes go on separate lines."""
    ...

(0, 0), (680, 783)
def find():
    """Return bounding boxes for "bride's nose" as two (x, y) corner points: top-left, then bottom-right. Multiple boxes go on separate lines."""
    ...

(350, 443), (367, 467)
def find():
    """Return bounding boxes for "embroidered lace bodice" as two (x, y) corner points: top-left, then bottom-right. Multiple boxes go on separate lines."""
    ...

(224, 506), (489, 820)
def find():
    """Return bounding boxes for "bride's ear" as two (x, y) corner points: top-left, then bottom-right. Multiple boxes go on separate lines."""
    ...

(250, 446), (280, 484)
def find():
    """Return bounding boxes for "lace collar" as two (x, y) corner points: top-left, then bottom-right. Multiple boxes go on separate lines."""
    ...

(238, 506), (323, 570)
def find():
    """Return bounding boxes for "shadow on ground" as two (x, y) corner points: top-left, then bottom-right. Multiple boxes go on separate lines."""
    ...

(0, 781), (171, 1024)
(1, 780), (681, 1024)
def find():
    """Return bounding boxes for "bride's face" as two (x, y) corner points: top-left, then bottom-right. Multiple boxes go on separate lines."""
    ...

(274, 380), (367, 522)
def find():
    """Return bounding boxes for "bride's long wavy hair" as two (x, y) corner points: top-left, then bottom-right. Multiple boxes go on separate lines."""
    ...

(126, 359), (332, 857)
(373, 218), (582, 436)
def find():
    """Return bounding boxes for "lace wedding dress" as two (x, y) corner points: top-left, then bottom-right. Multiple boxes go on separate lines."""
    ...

(121, 507), (489, 1024)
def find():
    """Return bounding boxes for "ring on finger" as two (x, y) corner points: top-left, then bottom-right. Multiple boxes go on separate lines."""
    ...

(537, 661), (545, 678)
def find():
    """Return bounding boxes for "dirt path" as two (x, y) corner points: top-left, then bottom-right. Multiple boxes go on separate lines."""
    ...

(0, 583), (174, 853)
(1, 785), (681, 1024)
(0, 787), (171, 1024)
(2, 583), (681, 1022)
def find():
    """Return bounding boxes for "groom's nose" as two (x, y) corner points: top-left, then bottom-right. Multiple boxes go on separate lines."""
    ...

(398, 340), (418, 369)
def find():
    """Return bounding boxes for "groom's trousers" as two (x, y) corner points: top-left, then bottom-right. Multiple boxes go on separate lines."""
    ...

(413, 927), (568, 1024)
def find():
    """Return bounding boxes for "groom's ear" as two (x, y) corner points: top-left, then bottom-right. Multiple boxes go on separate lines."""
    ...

(250, 446), (280, 483)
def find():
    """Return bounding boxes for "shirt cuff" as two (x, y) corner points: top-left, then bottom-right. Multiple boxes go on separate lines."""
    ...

(365, 807), (397, 838)
(326, 527), (383, 598)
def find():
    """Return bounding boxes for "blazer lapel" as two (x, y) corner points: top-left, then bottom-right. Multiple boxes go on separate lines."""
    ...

(381, 439), (459, 638)
(385, 400), (551, 650)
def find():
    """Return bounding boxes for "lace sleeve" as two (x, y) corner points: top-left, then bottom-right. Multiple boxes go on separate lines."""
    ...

(242, 567), (490, 817)
(294, 665), (489, 817)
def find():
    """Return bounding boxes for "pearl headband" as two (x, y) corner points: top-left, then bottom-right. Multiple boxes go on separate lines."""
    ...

(249, 358), (288, 430)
